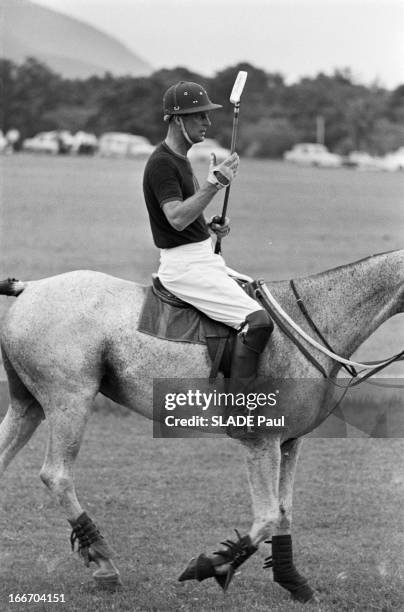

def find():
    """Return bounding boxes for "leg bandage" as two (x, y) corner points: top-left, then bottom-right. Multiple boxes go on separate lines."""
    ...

(268, 535), (315, 603)
(69, 512), (114, 566)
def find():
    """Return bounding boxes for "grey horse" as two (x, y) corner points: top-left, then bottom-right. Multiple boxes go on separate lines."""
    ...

(0, 249), (403, 601)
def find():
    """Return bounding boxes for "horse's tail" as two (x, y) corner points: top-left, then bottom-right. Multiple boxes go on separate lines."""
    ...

(0, 278), (26, 297)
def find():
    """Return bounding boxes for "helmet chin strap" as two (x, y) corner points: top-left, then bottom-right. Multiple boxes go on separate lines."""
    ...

(177, 116), (196, 146)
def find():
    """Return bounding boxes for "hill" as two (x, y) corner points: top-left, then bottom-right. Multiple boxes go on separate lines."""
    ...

(1, 0), (153, 78)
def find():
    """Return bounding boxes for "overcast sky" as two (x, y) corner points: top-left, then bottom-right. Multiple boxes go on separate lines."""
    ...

(35, 0), (404, 88)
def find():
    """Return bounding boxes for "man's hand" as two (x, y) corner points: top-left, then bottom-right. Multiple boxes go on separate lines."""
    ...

(208, 215), (231, 238)
(207, 152), (239, 190)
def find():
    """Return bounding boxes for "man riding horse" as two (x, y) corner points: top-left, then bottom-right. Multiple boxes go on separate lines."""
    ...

(143, 81), (273, 435)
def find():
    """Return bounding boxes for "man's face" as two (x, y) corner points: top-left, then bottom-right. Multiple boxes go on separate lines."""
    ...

(181, 112), (212, 143)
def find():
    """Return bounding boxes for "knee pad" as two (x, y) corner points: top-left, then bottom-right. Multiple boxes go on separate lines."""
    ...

(242, 309), (274, 353)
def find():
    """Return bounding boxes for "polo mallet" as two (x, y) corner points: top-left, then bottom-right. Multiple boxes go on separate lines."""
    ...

(214, 70), (248, 255)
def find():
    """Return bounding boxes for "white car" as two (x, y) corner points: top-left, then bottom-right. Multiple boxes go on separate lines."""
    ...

(284, 143), (342, 168)
(345, 151), (383, 171)
(379, 147), (404, 172)
(0, 130), (7, 153)
(127, 135), (155, 158)
(70, 131), (98, 155)
(188, 138), (230, 163)
(98, 132), (154, 158)
(22, 132), (60, 154)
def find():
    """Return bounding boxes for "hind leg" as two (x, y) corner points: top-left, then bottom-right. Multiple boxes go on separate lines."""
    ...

(0, 402), (43, 475)
(0, 352), (44, 475)
(39, 390), (121, 587)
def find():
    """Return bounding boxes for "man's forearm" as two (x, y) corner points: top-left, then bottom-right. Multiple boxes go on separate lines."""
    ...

(166, 181), (218, 231)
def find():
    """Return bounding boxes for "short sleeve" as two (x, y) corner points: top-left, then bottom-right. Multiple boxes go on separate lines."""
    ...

(147, 157), (183, 207)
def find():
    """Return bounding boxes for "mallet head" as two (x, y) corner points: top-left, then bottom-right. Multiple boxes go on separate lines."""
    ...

(230, 71), (248, 105)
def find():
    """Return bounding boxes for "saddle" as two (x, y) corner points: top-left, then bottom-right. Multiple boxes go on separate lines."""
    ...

(137, 275), (256, 380)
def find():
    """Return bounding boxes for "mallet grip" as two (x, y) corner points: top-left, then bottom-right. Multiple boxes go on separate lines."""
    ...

(214, 192), (230, 254)
(214, 104), (240, 254)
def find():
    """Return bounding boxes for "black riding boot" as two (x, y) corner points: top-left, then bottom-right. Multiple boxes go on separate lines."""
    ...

(227, 309), (273, 439)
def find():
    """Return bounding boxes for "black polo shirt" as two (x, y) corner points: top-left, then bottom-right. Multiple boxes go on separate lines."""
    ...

(143, 142), (210, 248)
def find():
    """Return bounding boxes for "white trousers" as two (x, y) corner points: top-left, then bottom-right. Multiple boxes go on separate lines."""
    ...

(158, 238), (259, 329)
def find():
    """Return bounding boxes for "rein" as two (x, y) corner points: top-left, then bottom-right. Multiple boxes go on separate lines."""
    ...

(289, 279), (357, 377)
(252, 280), (404, 385)
(253, 281), (327, 378)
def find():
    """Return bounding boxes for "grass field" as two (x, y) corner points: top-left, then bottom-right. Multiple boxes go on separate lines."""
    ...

(0, 153), (403, 611)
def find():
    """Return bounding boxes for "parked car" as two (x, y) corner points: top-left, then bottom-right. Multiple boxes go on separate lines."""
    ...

(283, 143), (342, 168)
(22, 131), (73, 154)
(5, 128), (20, 152)
(344, 151), (383, 171)
(379, 147), (404, 172)
(70, 131), (98, 155)
(127, 135), (155, 158)
(22, 132), (60, 154)
(0, 130), (7, 153)
(188, 138), (230, 163)
(98, 132), (154, 158)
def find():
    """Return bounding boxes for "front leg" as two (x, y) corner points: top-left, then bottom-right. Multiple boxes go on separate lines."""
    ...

(178, 436), (281, 591)
(245, 435), (282, 545)
(266, 437), (317, 603)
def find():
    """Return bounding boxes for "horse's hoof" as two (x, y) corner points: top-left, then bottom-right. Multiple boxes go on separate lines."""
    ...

(291, 585), (319, 604)
(93, 569), (122, 590)
(178, 557), (198, 581)
(178, 554), (231, 591)
(179, 555), (216, 582)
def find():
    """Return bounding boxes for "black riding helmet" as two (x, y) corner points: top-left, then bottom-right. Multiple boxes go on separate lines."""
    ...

(163, 81), (222, 121)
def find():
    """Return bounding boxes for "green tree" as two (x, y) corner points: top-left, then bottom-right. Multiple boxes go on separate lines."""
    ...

(1, 56), (402, 157)
(344, 88), (388, 152)
(0, 59), (17, 131)
(240, 118), (298, 158)
(368, 118), (404, 154)
(281, 71), (357, 148)
(2, 58), (63, 138)
(386, 85), (404, 124)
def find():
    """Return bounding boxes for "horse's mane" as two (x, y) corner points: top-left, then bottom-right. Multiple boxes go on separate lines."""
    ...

(297, 248), (404, 283)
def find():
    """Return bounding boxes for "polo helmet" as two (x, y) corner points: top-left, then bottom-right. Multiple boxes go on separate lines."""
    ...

(163, 81), (222, 120)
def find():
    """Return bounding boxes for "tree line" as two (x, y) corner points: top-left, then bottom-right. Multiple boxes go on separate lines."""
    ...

(1, 57), (404, 157)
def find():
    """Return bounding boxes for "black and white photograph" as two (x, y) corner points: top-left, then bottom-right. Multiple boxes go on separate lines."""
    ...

(1, 0), (403, 610)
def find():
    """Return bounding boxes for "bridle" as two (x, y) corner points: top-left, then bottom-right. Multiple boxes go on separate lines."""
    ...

(251, 279), (404, 387)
